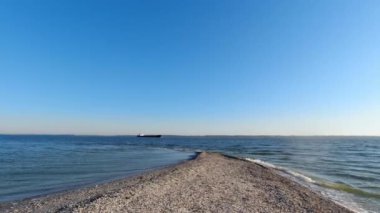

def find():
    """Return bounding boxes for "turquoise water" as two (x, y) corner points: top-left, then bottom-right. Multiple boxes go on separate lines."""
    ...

(0, 135), (379, 212)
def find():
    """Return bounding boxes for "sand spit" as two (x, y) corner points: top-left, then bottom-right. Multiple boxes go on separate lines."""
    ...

(0, 152), (351, 213)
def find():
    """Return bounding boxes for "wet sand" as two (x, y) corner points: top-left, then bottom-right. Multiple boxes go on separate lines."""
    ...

(0, 152), (352, 213)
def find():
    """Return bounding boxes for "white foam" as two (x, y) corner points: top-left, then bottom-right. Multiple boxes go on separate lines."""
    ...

(245, 158), (277, 169)
(286, 170), (316, 183)
(244, 157), (367, 213)
(245, 158), (315, 183)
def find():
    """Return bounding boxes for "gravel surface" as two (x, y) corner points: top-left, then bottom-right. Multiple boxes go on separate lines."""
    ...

(0, 152), (352, 213)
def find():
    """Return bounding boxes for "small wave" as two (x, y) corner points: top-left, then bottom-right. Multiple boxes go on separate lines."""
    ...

(245, 158), (277, 169)
(244, 157), (369, 213)
(245, 157), (380, 200)
(318, 182), (380, 200)
(285, 170), (316, 184)
(245, 158), (316, 183)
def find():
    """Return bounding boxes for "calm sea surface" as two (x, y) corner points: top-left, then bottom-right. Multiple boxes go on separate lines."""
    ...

(0, 135), (379, 212)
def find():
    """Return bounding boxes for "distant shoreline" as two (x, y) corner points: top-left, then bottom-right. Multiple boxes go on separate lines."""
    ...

(0, 152), (352, 212)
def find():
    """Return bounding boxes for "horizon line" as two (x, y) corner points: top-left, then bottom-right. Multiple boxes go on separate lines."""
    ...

(1, 133), (379, 137)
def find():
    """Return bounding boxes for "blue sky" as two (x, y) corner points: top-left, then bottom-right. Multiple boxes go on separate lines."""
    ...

(1, 0), (379, 135)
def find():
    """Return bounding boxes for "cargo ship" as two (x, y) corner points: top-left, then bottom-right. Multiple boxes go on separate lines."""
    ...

(137, 134), (162, 138)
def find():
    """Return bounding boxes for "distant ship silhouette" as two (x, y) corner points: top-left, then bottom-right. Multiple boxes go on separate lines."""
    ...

(137, 134), (162, 138)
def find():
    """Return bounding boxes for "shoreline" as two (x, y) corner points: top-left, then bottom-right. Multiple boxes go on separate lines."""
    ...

(0, 152), (199, 207)
(0, 152), (352, 212)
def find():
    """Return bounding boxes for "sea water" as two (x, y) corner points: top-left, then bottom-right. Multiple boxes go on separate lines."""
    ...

(0, 135), (195, 202)
(0, 135), (379, 212)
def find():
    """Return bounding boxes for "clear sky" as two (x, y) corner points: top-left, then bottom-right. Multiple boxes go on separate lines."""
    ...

(1, 0), (379, 135)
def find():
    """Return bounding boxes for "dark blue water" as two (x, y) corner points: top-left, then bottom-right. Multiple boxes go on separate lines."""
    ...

(0, 135), (379, 212)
